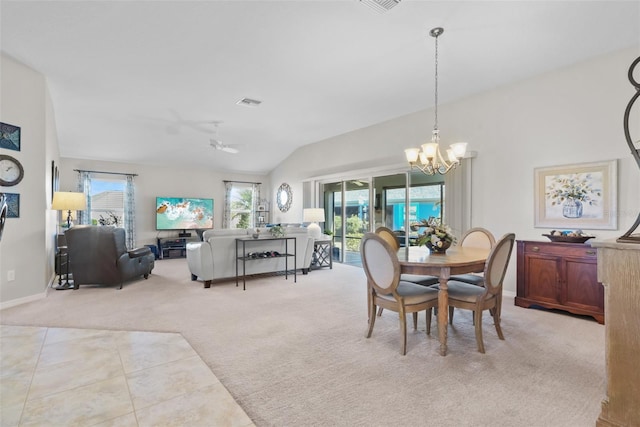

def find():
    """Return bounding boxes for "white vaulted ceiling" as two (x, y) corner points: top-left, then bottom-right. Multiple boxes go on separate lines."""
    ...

(1, 1), (639, 174)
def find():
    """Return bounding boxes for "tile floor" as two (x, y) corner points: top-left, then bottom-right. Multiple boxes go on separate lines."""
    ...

(0, 325), (254, 427)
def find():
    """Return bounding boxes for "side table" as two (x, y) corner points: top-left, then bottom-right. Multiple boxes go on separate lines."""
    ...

(311, 238), (332, 270)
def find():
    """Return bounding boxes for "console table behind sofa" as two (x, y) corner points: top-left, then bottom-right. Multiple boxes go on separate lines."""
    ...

(186, 227), (314, 288)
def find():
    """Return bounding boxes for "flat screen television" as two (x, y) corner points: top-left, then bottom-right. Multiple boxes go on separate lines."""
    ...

(156, 197), (213, 231)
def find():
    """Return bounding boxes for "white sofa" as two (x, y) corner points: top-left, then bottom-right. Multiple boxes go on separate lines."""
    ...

(186, 227), (315, 288)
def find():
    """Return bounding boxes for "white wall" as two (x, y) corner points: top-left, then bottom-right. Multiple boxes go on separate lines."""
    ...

(0, 54), (59, 306)
(57, 158), (270, 247)
(269, 46), (640, 293)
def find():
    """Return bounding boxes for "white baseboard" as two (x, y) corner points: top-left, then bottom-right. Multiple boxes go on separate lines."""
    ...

(0, 274), (55, 311)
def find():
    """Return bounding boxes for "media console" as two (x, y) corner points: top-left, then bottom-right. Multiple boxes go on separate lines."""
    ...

(157, 236), (198, 259)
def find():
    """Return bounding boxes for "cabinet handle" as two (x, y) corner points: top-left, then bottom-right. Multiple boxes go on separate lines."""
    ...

(585, 250), (596, 256)
(531, 246), (540, 252)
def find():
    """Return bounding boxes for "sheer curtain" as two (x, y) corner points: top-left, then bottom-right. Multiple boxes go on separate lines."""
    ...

(124, 175), (136, 248)
(223, 181), (233, 228)
(77, 171), (92, 225)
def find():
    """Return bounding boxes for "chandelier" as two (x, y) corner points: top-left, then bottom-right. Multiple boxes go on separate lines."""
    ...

(405, 27), (468, 175)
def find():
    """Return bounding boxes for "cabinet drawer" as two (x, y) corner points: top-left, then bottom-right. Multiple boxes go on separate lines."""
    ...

(522, 241), (597, 258)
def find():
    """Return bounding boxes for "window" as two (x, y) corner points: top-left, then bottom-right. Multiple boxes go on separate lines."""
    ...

(77, 170), (137, 248)
(224, 181), (260, 229)
(89, 177), (126, 226)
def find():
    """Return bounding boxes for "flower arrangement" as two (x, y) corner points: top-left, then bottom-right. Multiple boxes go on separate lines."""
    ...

(545, 173), (601, 206)
(413, 218), (456, 253)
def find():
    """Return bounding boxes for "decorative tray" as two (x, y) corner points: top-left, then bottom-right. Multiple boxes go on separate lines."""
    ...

(542, 234), (594, 243)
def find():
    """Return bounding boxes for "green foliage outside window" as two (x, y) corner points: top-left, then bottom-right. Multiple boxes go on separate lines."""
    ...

(231, 189), (253, 229)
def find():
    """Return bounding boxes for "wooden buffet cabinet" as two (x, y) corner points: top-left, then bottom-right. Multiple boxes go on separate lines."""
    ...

(515, 240), (604, 324)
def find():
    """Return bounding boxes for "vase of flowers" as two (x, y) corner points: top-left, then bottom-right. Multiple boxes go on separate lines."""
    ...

(545, 173), (600, 219)
(414, 218), (455, 254)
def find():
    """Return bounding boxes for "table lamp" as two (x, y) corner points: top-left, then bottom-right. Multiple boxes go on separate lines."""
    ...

(52, 191), (86, 228)
(303, 208), (325, 240)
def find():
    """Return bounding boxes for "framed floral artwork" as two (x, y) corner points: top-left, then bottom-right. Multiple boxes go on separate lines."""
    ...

(534, 160), (617, 230)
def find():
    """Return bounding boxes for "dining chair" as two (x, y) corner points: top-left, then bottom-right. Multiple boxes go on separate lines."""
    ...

(374, 227), (439, 317)
(446, 232), (516, 353)
(361, 232), (439, 355)
(449, 227), (496, 286)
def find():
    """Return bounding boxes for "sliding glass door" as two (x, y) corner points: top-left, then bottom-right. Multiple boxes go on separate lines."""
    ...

(323, 179), (369, 266)
(320, 170), (446, 265)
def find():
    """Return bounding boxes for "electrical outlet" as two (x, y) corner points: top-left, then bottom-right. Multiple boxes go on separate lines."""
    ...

(7, 270), (15, 281)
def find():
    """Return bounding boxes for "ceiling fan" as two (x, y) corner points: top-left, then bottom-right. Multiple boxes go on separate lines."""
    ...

(209, 123), (240, 154)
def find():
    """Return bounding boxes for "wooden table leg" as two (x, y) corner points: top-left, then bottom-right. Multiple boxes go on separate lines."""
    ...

(437, 268), (451, 356)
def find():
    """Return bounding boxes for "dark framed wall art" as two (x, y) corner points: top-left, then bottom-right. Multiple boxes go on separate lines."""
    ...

(51, 160), (60, 202)
(5, 193), (20, 218)
(0, 122), (21, 151)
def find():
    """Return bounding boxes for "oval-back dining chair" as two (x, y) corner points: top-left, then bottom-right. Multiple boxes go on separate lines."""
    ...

(374, 227), (439, 317)
(449, 227), (496, 286)
(361, 232), (439, 355)
(446, 232), (516, 353)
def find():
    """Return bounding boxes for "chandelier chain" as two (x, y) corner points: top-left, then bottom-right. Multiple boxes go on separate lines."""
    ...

(434, 33), (439, 131)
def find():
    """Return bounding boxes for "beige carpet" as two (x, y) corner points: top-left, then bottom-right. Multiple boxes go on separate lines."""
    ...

(1, 259), (605, 427)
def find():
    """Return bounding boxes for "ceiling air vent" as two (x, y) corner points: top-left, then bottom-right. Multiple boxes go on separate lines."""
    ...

(359, 0), (401, 13)
(236, 98), (262, 107)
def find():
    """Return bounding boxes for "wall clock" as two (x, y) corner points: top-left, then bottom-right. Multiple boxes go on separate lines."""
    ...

(276, 182), (292, 212)
(0, 154), (24, 186)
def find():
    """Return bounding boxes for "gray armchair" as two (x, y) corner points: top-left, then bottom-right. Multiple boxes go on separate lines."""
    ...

(65, 225), (154, 289)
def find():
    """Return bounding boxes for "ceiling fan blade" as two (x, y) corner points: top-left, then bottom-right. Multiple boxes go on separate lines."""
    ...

(221, 146), (239, 154)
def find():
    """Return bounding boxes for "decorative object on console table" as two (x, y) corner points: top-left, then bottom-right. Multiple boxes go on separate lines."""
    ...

(534, 160), (617, 230)
(270, 225), (284, 238)
(303, 208), (325, 240)
(52, 191), (86, 228)
(618, 56), (640, 243)
(515, 240), (604, 324)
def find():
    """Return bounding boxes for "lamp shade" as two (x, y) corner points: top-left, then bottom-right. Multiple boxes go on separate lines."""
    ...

(52, 192), (86, 211)
(303, 208), (325, 223)
(52, 192), (86, 228)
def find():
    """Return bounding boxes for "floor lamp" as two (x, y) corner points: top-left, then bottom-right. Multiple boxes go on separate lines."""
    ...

(51, 191), (86, 290)
(304, 208), (325, 240)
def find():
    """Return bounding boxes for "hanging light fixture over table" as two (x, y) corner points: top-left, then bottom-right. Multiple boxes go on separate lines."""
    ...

(405, 27), (468, 175)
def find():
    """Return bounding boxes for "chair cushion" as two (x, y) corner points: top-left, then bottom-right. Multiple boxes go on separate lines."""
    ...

(401, 274), (439, 286)
(449, 273), (484, 286)
(447, 281), (493, 303)
(378, 281), (439, 305)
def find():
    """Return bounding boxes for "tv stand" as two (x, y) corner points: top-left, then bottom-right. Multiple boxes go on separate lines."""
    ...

(157, 236), (197, 259)
(178, 230), (192, 238)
